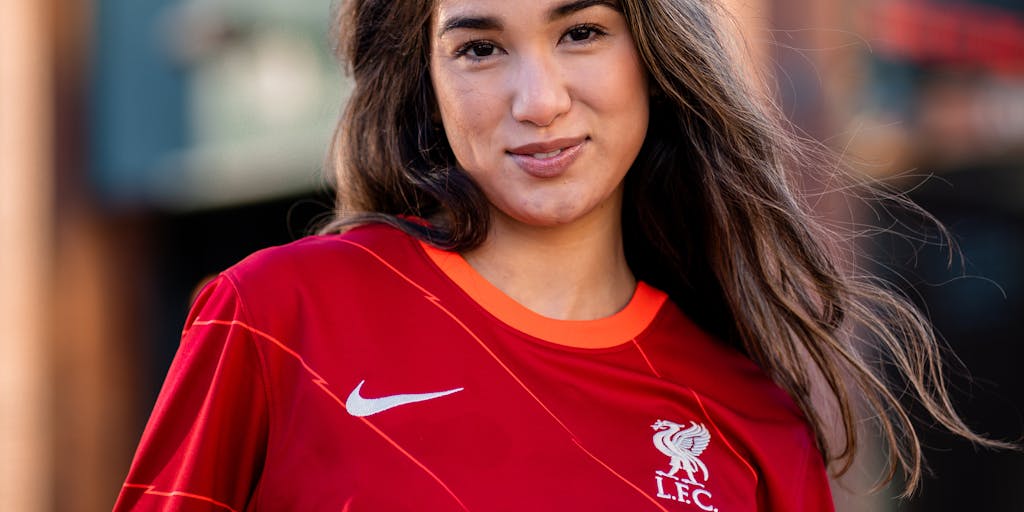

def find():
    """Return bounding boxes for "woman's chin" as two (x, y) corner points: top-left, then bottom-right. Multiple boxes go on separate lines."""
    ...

(496, 203), (606, 231)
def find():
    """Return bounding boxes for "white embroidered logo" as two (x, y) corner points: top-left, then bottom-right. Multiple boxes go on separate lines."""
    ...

(651, 419), (718, 511)
(345, 380), (464, 417)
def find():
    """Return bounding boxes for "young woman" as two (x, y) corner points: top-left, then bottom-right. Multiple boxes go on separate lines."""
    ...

(116, 0), (1004, 510)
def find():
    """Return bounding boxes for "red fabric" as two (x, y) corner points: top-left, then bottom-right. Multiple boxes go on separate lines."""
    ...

(115, 223), (834, 511)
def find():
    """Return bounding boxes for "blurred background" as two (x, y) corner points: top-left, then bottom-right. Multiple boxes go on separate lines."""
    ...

(0, 0), (1021, 510)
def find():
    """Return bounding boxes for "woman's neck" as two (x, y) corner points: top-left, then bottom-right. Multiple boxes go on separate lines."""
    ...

(461, 204), (636, 321)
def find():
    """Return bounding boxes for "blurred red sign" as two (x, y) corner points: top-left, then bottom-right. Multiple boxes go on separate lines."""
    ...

(871, 0), (1024, 74)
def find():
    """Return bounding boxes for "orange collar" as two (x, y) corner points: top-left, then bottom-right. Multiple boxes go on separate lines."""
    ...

(419, 241), (667, 349)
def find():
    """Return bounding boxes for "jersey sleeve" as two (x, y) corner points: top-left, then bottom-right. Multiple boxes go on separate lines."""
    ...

(791, 439), (835, 511)
(757, 423), (835, 511)
(114, 275), (269, 512)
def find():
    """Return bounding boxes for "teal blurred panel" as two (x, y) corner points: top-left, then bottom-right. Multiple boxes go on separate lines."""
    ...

(89, 0), (343, 211)
(90, 0), (188, 206)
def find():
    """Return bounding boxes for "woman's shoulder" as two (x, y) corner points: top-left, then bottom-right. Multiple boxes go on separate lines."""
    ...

(218, 222), (420, 303)
(225, 222), (410, 278)
(651, 304), (809, 425)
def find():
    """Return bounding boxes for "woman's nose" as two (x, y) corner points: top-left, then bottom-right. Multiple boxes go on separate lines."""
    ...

(510, 53), (571, 127)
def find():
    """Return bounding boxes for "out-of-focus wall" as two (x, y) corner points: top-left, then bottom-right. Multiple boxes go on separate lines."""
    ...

(0, 1), (55, 510)
(773, 0), (1024, 510)
(851, 1), (1024, 510)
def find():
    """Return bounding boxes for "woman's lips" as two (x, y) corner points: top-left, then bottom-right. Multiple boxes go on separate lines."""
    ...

(507, 137), (588, 179)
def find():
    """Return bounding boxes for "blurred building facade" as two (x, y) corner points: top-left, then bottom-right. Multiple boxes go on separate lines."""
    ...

(855, 1), (1024, 509)
(1, 0), (1021, 510)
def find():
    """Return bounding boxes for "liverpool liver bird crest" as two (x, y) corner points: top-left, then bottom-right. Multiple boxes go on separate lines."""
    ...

(651, 419), (711, 484)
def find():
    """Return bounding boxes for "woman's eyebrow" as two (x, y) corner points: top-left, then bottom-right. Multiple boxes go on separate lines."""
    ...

(549, 0), (621, 20)
(437, 15), (501, 38)
(437, 0), (620, 38)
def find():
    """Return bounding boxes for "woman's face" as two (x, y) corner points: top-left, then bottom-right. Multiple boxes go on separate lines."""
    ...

(429, 0), (649, 229)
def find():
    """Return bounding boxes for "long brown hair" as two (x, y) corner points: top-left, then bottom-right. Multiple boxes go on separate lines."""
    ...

(324, 0), (1011, 494)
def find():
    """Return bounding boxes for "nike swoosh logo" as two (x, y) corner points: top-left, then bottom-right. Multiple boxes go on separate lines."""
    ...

(345, 380), (464, 417)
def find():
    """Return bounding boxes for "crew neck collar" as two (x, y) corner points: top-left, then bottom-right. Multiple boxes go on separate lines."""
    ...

(417, 240), (667, 349)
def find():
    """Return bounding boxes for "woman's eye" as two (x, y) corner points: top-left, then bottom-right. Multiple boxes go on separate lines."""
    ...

(470, 43), (496, 56)
(564, 25), (604, 43)
(457, 41), (499, 59)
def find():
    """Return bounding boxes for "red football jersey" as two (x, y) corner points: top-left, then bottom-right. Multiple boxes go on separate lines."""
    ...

(115, 223), (834, 511)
